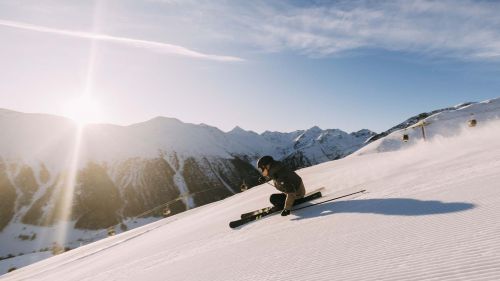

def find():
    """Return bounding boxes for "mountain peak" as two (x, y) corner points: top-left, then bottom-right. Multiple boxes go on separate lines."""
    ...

(350, 129), (376, 138)
(229, 126), (253, 135)
(130, 116), (184, 128)
(148, 116), (183, 124)
(307, 126), (322, 132)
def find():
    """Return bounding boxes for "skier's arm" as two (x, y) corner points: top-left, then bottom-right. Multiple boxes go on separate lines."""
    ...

(258, 175), (269, 184)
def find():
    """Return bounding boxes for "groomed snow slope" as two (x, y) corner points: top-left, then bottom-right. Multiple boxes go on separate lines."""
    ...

(2, 120), (500, 281)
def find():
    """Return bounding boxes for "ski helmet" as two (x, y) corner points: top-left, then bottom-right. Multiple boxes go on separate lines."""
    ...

(257, 155), (274, 170)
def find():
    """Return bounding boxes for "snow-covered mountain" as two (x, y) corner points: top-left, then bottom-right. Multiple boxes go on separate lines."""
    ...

(2, 97), (500, 280)
(276, 127), (375, 168)
(0, 108), (373, 263)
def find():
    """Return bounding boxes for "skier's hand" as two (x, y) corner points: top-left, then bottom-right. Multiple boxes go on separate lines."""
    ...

(281, 209), (291, 216)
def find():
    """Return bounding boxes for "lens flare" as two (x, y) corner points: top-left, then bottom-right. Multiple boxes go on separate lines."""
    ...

(63, 95), (103, 125)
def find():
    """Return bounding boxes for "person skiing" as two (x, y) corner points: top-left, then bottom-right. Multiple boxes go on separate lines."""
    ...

(256, 155), (306, 216)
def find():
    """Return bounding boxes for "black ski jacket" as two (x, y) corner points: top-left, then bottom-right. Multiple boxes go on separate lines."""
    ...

(267, 161), (303, 194)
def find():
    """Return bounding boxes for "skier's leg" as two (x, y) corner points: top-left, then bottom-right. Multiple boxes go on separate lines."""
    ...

(284, 182), (306, 210)
(284, 193), (297, 210)
(297, 181), (306, 198)
(270, 193), (286, 209)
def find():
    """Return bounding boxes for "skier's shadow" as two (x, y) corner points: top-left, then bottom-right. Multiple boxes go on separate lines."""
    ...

(292, 198), (475, 220)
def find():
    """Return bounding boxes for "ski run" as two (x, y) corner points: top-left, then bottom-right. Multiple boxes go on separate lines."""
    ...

(2, 101), (500, 280)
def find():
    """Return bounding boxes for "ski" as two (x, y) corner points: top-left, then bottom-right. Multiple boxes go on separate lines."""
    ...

(229, 189), (366, 229)
(230, 191), (323, 229)
(240, 187), (325, 219)
(240, 206), (274, 219)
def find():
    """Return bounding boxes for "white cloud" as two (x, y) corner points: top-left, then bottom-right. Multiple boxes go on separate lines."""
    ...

(204, 0), (500, 61)
(0, 19), (244, 62)
(4, 0), (499, 61)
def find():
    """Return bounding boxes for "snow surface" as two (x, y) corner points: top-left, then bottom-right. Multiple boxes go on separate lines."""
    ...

(2, 117), (500, 280)
(0, 252), (52, 275)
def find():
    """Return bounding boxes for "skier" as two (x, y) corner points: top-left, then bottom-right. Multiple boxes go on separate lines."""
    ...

(257, 156), (305, 216)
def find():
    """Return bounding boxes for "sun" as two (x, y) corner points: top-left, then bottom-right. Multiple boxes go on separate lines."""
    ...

(63, 95), (103, 125)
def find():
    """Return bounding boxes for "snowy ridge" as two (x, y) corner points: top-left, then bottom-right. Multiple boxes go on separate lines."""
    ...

(2, 116), (500, 280)
(356, 98), (500, 155)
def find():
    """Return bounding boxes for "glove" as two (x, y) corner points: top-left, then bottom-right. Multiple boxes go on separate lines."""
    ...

(281, 209), (291, 216)
(258, 176), (267, 184)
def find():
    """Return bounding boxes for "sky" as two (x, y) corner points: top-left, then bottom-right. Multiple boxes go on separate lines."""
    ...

(1, 0), (500, 133)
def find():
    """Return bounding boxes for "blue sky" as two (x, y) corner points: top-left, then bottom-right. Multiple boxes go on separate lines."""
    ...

(1, 0), (500, 133)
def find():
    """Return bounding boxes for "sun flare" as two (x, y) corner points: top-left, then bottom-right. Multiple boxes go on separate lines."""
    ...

(63, 95), (103, 125)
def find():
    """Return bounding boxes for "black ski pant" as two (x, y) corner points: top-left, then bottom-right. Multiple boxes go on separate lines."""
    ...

(269, 182), (306, 210)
